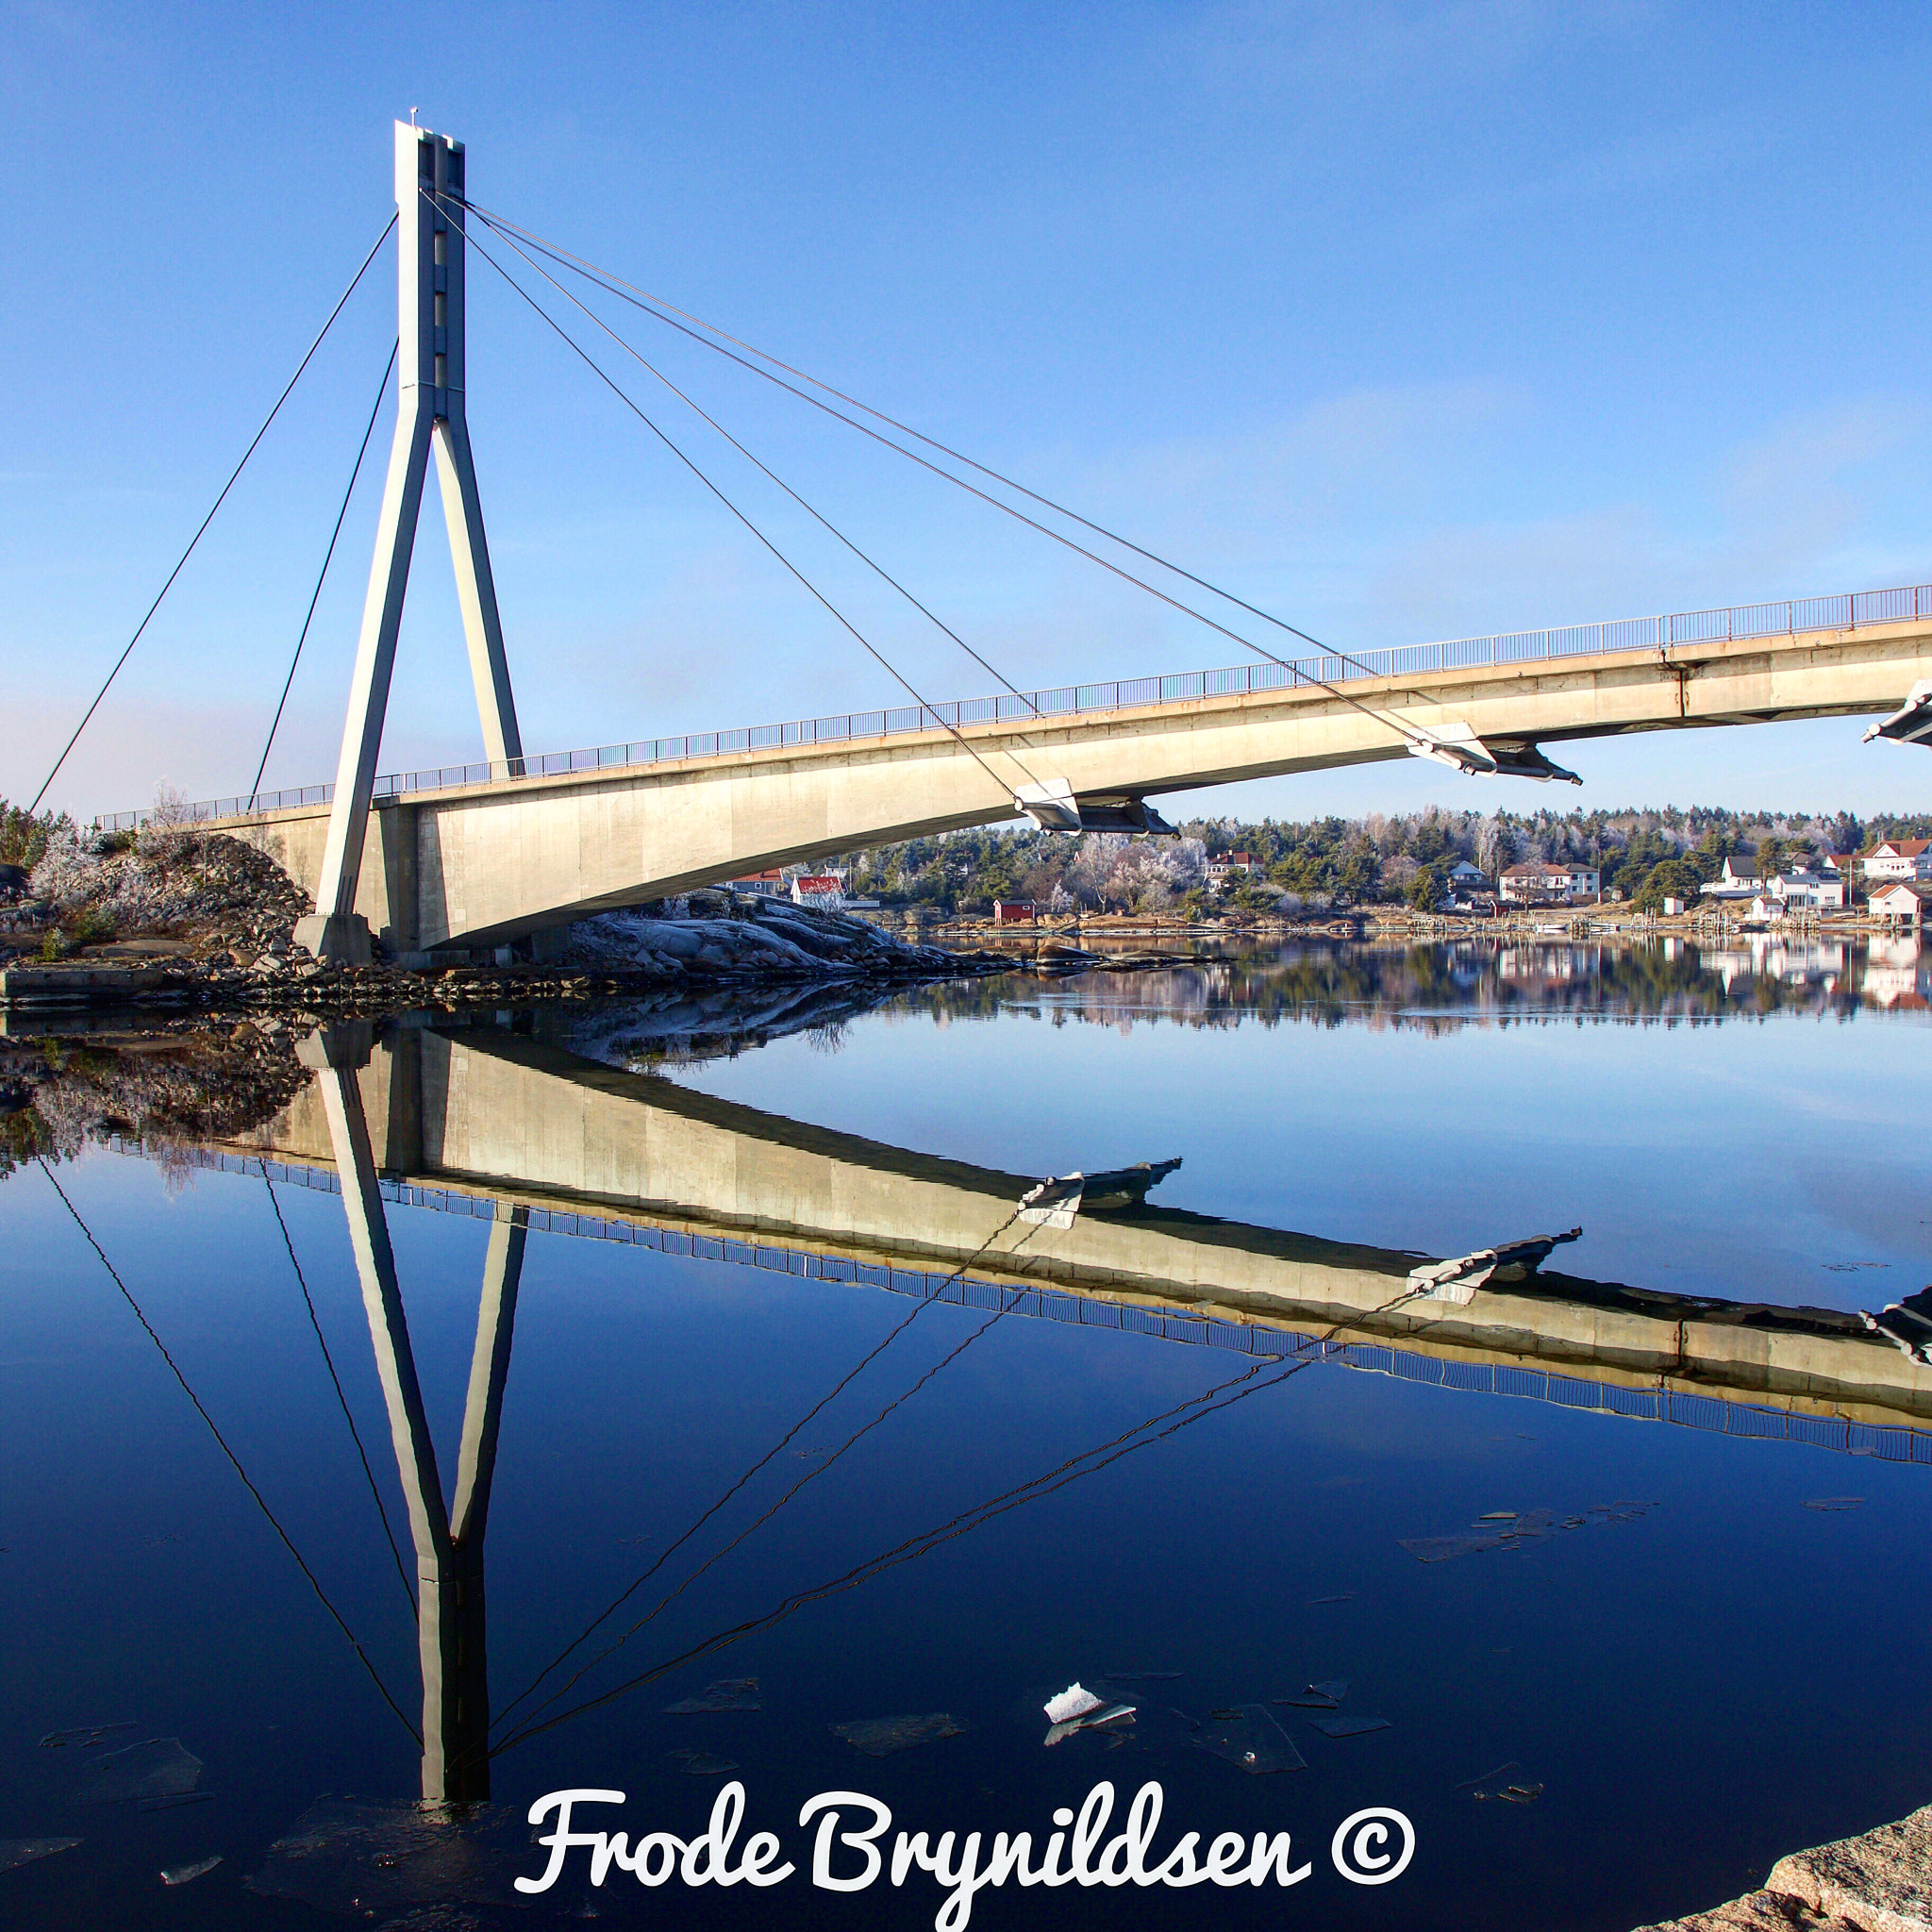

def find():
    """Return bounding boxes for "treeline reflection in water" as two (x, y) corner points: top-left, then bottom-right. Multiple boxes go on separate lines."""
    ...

(926, 936), (1931, 1039)
(560, 938), (1931, 1077)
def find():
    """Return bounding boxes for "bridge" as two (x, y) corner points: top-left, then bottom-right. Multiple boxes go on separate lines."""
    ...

(56, 121), (1932, 960)
(148, 589), (1927, 958)
(206, 1015), (1932, 1433)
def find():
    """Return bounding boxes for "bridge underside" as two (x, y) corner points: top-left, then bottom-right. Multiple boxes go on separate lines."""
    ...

(223, 1021), (1932, 1427)
(219, 621), (1932, 952)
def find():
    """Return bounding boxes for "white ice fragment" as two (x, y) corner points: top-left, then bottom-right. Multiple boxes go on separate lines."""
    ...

(1042, 1683), (1104, 1724)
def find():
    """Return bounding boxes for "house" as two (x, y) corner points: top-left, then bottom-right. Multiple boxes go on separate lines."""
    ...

(992, 899), (1036, 925)
(1699, 856), (1763, 900)
(1862, 839), (1932, 882)
(1446, 859), (1489, 889)
(791, 872), (845, 909)
(727, 869), (787, 898)
(1206, 852), (1256, 889)
(1660, 895), (1689, 916)
(1770, 869), (1846, 911)
(1870, 881), (1932, 927)
(1498, 861), (1600, 905)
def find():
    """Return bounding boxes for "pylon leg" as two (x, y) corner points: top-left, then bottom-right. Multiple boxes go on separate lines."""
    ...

(297, 406), (434, 961)
(433, 416), (523, 774)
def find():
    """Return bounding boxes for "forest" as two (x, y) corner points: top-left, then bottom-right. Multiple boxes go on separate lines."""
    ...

(839, 805), (1932, 914)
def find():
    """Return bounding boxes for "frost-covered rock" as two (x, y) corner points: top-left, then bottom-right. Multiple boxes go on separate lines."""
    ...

(560, 898), (965, 980)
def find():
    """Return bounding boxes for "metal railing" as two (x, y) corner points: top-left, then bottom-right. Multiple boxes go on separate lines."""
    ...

(93, 578), (1932, 831)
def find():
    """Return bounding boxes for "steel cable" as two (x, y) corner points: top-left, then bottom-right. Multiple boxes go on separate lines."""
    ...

(461, 229), (1027, 806)
(248, 340), (398, 806)
(259, 1166), (416, 1614)
(30, 217), (397, 814)
(40, 1158), (420, 1742)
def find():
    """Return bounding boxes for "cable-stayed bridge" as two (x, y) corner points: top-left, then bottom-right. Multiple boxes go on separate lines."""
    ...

(46, 122), (1932, 961)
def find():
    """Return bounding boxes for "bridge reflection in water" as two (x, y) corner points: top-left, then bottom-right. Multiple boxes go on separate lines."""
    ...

(149, 1013), (1929, 1798)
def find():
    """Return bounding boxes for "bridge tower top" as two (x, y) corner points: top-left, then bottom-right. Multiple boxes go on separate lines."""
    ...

(395, 123), (467, 410)
(297, 122), (523, 963)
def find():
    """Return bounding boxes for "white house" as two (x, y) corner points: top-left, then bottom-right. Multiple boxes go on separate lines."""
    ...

(1771, 869), (1846, 910)
(1207, 852), (1256, 888)
(1862, 839), (1932, 882)
(1499, 861), (1600, 905)
(1870, 881), (1932, 926)
(1699, 856), (1763, 900)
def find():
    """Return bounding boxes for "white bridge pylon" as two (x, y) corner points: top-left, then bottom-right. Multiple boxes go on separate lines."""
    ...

(298, 123), (522, 964)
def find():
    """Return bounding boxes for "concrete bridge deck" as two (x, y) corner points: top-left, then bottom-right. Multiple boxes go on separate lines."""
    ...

(195, 1018), (1932, 1435)
(182, 599), (1932, 955)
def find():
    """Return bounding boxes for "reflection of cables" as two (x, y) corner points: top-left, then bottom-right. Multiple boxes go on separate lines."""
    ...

(39, 1158), (420, 1743)
(492, 1201), (1037, 1730)
(445, 194), (1050, 778)
(498, 1209), (1045, 1740)
(496, 1274), (1438, 1755)
(248, 340), (398, 805)
(463, 228), (1024, 805)
(30, 217), (396, 814)
(259, 1167), (415, 1614)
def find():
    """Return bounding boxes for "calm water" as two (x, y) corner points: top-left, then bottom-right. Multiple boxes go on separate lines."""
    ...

(2, 937), (1928, 1930)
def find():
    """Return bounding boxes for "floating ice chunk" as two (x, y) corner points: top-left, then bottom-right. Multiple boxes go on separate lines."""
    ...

(1461, 1760), (1542, 1803)
(829, 1714), (965, 1757)
(159, 1855), (221, 1886)
(244, 1798), (528, 1913)
(1191, 1705), (1305, 1774)
(1307, 1715), (1389, 1738)
(667, 1749), (740, 1775)
(1042, 1683), (1105, 1724)
(0, 1840), (81, 1874)
(1803, 1497), (1864, 1511)
(76, 1739), (202, 1805)
(40, 1723), (138, 1750)
(662, 1677), (760, 1712)
(1100, 1671), (1184, 1684)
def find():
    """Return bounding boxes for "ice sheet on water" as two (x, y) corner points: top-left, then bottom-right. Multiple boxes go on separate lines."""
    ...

(828, 1714), (965, 1757)
(662, 1677), (760, 1712)
(1307, 1715), (1390, 1738)
(0, 1840), (81, 1874)
(1100, 1671), (1184, 1684)
(1189, 1705), (1306, 1774)
(1459, 1760), (1543, 1804)
(159, 1855), (221, 1886)
(1803, 1497), (1864, 1511)
(75, 1738), (202, 1804)
(668, 1749), (740, 1775)
(244, 1797), (529, 1914)
(1403, 1501), (1643, 1562)
(40, 1723), (138, 1750)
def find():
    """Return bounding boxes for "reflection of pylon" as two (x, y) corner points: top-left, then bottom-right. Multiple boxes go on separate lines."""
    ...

(303, 1023), (521, 1801)
(297, 125), (522, 965)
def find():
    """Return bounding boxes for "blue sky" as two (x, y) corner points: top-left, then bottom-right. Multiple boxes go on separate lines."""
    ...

(6, 0), (1932, 824)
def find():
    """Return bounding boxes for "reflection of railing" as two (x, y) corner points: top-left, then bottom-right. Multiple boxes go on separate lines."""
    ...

(92, 579), (1932, 832)
(130, 1141), (1932, 1469)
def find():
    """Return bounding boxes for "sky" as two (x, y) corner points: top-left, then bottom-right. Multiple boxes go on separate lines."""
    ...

(5, 0), (1932, 826)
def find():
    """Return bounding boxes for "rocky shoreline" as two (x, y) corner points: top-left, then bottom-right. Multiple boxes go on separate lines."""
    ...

(0, 842), (1208, 1021)
(1633, 1804), (1931, 1931)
